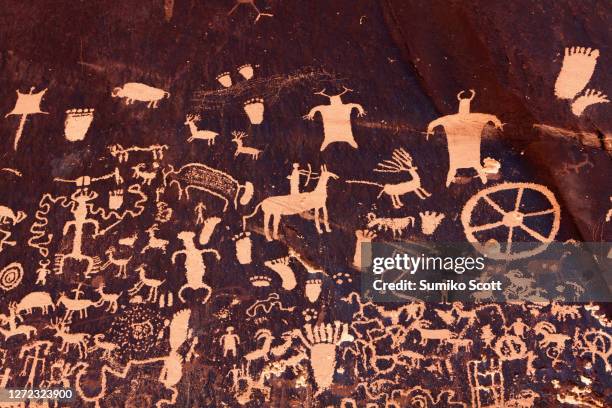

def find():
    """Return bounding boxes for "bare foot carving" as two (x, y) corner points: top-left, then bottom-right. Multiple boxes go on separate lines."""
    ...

(305, 278), (322, 302)
(555, 47), (599, 100)
(264, 257), (296, 291)
(233, 232), (252, 264)
(352, 229), (376, 269)
(243, 98), (265, 124)
(571, 89), (609, 116)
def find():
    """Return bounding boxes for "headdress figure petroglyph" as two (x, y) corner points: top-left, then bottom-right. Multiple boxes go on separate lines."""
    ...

(426, 90), (503, 186)
(304, 87), (366, 151)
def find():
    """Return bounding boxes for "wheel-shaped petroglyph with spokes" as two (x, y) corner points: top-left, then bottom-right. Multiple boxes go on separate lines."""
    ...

(461, 183), (560, 260)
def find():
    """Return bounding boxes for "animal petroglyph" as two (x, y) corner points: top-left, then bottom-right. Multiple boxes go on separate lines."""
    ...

(426, 90), (503, 186)
(304, 87), (365, 151)
(185, 114), (219, 145)
(347, 148), (430, 208)
(112, 83), (170, 108)
(163, 163), (254, 211)
(243, 165), (338, 241)
(232, 131), (262, 159)
(128, 264), (165, 303)
(366, 212), (415, 238)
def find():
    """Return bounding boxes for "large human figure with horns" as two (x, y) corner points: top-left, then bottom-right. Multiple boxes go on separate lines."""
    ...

(426, 90), (504, 187)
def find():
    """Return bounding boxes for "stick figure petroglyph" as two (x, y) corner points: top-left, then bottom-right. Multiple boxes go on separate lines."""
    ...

(304, 87), (366, 151)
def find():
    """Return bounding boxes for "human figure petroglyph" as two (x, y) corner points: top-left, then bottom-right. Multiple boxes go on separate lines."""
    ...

(172, 231), (220, 303)
(243, 165), (338, 241)
(227, 0), (273, 23)
(163, 163), (254, 211)
(100, 246), (132, 278)
(128, 264), (165, 303)
(347, 148), (430, 208)
(231, 131), (262, 159)
(5, 87), (48, 150)
(184, 114), (219, 145)
(304, 87), (366, 151)
(56, 189), (100, 276)
(112, 83), (170, 108)
(287, 163), (315, 195)
(366, 212), (415, 239)
(419, 211), (445, 235)
(194, 202), (206, 225)
(426, 90), (503, 186)
(35, 260), (51, 285)
(221, 327), (240, 358)
(18, 341), (52, 389)
(108, 143), (168, 163)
